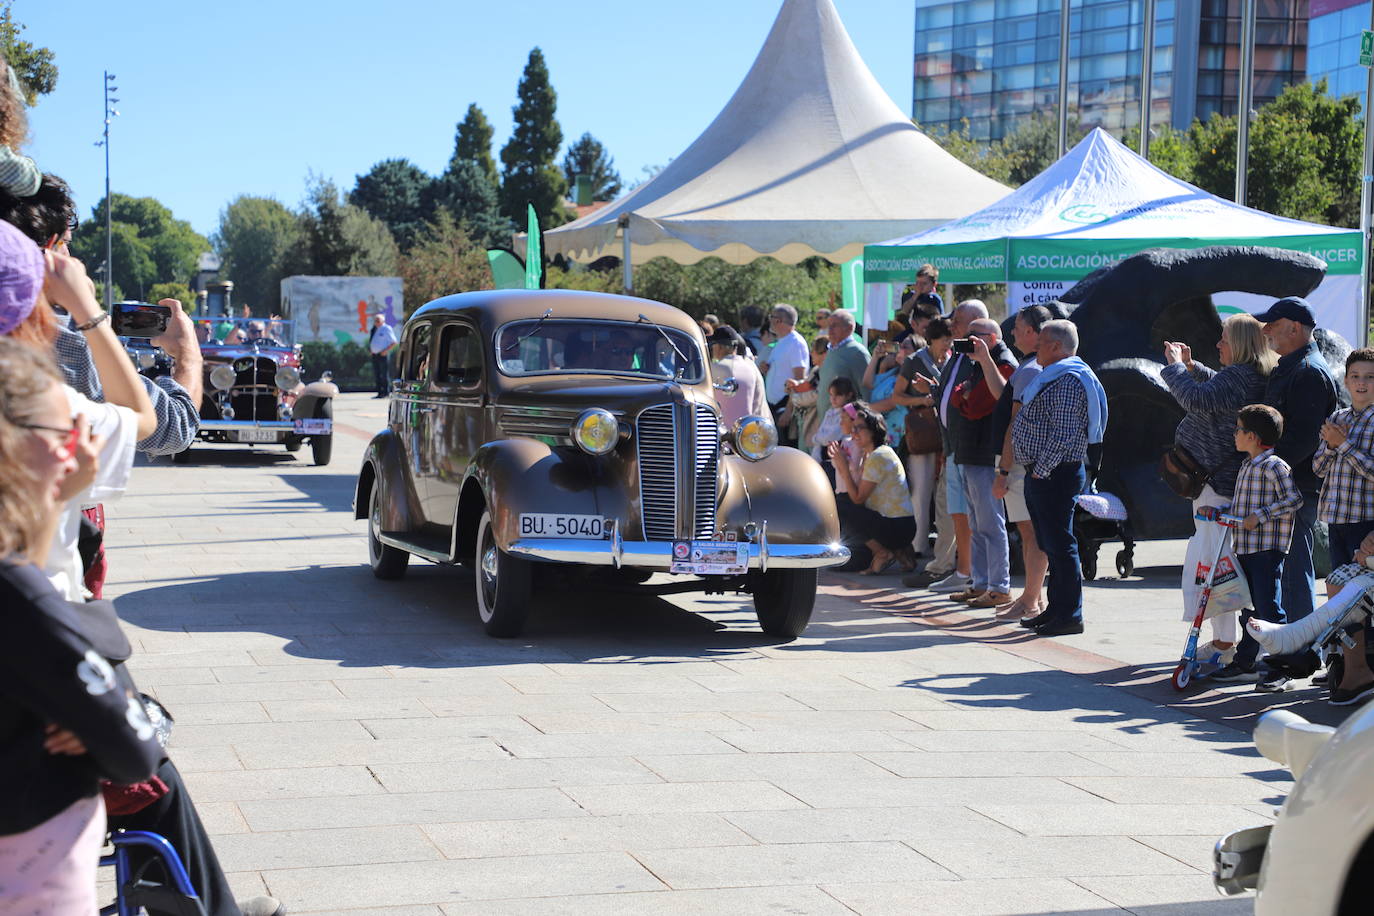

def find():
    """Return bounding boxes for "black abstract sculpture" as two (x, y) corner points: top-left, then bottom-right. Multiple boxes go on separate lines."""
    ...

(1002, 245), (1347, 545)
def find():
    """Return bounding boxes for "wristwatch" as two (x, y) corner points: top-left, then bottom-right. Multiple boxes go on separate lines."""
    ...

(996, 467), (1011, 477)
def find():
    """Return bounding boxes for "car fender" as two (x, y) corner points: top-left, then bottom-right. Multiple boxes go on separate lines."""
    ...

(300, 379), (339, 399)
(459, 439), (634, 552)
(353, 428), (421, 532)
(719, 446), (839, 544)
(293, 390), (334, 421)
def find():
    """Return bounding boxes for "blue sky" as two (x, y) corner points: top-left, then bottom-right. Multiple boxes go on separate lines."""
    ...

(18, 0), (916, 240)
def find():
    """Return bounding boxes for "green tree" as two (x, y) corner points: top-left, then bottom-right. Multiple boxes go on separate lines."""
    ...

(349, 158), (433, 250)
(70, 194), (208, 302)
(452, 103), (498, 188)
(930, 114), (1086, 187)
(292, 176), (399, 277)
(213, 195), (302, 314)
(426, 159), (510, 248)
(147, 281), (196, 309)
(395, 210), (492, 313)
(499, 48), (571, 228)
(0, 3), (57, 103)
(635, 256), (840, 329)
(562, 132), (622, 201)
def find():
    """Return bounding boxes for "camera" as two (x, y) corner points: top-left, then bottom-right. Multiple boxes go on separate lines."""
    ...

(111, 302), (172, 338)
(952, 338), (976, 354)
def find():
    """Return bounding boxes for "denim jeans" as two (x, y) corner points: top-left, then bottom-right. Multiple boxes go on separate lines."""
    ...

(961, 463), (1010, 593)
(1281, 496), (1318, 622)
(1236, 549), (1287, 669)
(1328, 520), (1374, 572)
(1024, 461), (1086, 624)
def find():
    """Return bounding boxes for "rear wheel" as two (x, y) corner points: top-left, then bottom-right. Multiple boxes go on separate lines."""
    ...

(752, 568), (817, 638)
(475, 509), (532, 637)
(284, 436), (302, 453)
(310, 400), (333, 466)
(367, 483), (408, 580)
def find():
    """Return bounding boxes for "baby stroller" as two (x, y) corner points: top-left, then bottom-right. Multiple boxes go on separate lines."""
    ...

(1073, 490), (1135, 580)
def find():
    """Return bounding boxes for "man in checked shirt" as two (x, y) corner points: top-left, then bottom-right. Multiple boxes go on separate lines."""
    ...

(1212, 404), (1303, 691)
(1010, 320), (1108, 637)
(1311, 348), (1374, 705)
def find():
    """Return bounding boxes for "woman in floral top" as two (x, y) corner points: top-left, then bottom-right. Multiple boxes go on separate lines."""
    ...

(828, 406), (916, 574)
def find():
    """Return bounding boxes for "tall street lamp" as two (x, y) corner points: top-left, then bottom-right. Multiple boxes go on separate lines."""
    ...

(95, 72), (119, 308)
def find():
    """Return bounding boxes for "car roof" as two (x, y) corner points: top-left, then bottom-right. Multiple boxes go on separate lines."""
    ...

(407, 289), (704, 340)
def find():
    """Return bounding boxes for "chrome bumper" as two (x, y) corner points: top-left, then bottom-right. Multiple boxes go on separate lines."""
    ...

(1213, 825), (1271, 895)
(506, 537), (849, 571)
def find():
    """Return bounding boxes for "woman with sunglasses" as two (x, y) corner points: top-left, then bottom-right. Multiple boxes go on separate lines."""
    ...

(0, 337), (162, 914)
(0, 220), (155, 601)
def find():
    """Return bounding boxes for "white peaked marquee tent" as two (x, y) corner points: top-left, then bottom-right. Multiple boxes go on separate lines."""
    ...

(543, 0), (1010, 285)
(864, 129), (1365, 342)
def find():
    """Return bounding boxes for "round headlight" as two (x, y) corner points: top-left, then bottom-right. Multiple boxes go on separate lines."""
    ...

(136, 350), (156, 370)
(275, 366), (301, 390)
(571, 408), (619, 456)
(209, 365), (236, 390)
(733, 416), (778, 461)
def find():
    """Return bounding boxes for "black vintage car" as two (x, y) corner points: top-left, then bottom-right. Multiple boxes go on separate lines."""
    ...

(354, 289), (848, 638)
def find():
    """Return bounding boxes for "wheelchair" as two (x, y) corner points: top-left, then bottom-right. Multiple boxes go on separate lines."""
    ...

(101, 828), (206, 916)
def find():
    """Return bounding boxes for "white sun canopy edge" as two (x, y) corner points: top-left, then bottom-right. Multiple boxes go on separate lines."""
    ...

(864, 129), (1364, 343)
(543, 0), (1010, 273)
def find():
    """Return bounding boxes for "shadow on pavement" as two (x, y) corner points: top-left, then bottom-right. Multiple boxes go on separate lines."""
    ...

(112, 561), (785, 671)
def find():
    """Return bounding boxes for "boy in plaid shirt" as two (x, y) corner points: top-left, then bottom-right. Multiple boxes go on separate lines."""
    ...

(1212, 404), (1303, 689)
(1310, 347), (1374, 705)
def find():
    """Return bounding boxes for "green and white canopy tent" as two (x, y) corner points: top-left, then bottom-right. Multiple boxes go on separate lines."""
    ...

(863, 129), (1364, 343)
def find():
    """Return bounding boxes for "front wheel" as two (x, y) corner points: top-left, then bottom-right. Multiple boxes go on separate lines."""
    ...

(311, 435), (333, 466)
(752, 567), (817, 638)
(475, 509), (532, 637)
(367, 483), (408, 580)
(1171, 661), (1192, 691)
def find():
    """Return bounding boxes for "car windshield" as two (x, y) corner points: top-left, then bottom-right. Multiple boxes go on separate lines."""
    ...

(495, 319), (704, 381)
(193, 316), (294, 348)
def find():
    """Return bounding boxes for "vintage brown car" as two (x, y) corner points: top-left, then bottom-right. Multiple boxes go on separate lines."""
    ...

(353, 289), (848, 637)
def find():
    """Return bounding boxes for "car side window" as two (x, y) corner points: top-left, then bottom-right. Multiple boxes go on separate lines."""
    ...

(437, 324), (482, 387)
(405, 323), (432, 381)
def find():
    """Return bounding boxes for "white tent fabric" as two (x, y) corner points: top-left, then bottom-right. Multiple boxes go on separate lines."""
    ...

(864, 128), (1364, 340)
(543, 0), (1009, 268)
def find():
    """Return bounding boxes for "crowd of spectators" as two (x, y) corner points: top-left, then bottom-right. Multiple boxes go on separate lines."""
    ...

(714, 268), (1371, 691)
(0, 55), (284, 916)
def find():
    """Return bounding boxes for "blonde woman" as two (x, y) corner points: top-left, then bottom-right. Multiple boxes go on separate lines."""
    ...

(1162, 314), (1276, 657)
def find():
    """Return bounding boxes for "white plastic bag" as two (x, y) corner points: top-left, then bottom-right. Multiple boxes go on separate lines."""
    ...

(1182, 505), (1251, 621)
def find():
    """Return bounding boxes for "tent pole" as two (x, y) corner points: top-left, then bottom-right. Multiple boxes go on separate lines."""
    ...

(619, 214), (634, 293)
(1057, 0), (1071, 158)
(1139, 0), (1155, 160)
(1362, 3), (1374, 344)
(1235, 0), (1255, 205)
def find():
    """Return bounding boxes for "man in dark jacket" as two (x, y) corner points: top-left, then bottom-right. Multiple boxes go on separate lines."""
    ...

(1258, 296), (1339, 624)
(949, 318), (1018, 605)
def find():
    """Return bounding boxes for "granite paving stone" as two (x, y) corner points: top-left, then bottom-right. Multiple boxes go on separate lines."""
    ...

(559, 780), (809, 815)
(421, 812), (757, 859)
(238, 787), (589, 832)
(210, 825), (442, 871)
(437, 886), (854, 915)
(368, 757), (663, 792)
(820, 877), (1124, 915)
(633, 840), (955, 889)
(902, 835), (1198, 879)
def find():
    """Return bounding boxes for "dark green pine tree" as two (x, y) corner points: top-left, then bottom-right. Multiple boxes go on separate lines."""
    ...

(499, 48), (570, 228)
(349, 158), (433, 250)
(425, 159), (511, 249)
(451, 103), (499, 189)
(561, 132), (623, 202)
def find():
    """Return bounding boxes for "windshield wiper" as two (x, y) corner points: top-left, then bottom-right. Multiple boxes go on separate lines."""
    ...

(502, 308), (553, 354)
(636, 313), (689, 378)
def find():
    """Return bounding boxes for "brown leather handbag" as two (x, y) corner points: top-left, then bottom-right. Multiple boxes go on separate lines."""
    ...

(905, 405), (943, 456)
(1159, 443), (1209, 499)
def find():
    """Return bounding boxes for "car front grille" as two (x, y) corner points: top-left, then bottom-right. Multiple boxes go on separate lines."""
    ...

(232, 358), (279, 421)
(635, 403), (719, 541)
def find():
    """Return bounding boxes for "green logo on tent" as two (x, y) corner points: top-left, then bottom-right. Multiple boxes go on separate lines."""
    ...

(1060, 204), (1110, 225)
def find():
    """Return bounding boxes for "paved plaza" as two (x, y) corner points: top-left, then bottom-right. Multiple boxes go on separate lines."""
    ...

(100, 393), (1343, 915)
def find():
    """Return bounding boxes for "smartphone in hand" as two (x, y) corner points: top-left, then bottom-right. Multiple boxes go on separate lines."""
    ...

(111, 302), (172, 338)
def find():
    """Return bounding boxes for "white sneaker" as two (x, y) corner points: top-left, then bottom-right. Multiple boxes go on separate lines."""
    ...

(927, 572), (971, 593)
(1196, 641), (1236, 667)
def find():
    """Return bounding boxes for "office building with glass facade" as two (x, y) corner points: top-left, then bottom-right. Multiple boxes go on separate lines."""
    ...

(1307, 0), (1370, 107)
(913, 0), (1310, 142)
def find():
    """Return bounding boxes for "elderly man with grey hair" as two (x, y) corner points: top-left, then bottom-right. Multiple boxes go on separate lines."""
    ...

(1011, 319), (1108, 637)
(817, 308), (869, 402)
(761, 303), (811, 444)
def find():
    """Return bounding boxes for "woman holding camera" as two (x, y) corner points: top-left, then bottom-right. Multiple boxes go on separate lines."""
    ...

(829, 406), (917, 574)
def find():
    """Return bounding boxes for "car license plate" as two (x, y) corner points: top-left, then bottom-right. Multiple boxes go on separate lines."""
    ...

(238, 428), (277, 443)
(671, 540), (748, 575)
(518, 513), (606, 539)
(293, 418), (332, 435)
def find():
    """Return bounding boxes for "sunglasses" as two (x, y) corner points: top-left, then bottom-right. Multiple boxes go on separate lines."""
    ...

(22, 422), (80, 458)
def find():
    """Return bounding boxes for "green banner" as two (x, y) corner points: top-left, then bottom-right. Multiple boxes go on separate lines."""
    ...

(1008, 233), (1366, 281)
(861, 239), (1007, 284)
(486, 249), (525, 289)
(525, 204), (542, 290)
(840, 256), (863, 315)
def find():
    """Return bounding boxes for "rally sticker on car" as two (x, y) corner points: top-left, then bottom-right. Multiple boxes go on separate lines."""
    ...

(518, 513), (606, 539)
(293, 418), (332, 435)
(670, 540), (748, 575)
